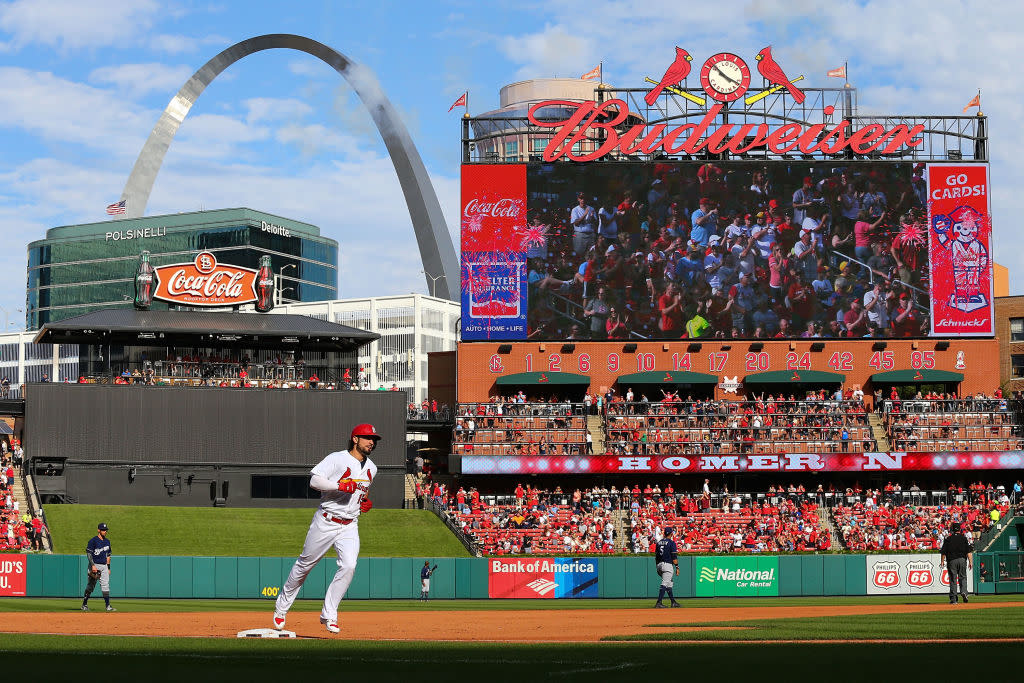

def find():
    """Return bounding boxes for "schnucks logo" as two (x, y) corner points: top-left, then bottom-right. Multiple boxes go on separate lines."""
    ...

(153, 251), (259, 307)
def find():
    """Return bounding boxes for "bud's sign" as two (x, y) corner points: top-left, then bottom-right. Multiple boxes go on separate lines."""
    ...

(153, 252), (259, 307)
(526, 47), (925, 162)
(0, 554), (26, 596)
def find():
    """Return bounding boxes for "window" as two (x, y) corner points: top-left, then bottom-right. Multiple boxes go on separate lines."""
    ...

(1013, 355), (1024, 378)
(504, 141), (518, 159)
(530, 137), (551, 152)
(1012, 318), (1024, 342)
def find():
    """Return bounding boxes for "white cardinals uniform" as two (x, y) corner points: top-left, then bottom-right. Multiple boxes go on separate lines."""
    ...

(274, 449), (377, 623)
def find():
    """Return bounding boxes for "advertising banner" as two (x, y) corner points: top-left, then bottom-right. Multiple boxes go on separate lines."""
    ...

(460, 164), (528, 340)
(927, 164), (993, 336)
(866, 553), (973, 595)
(152, 251), (260, 308)
(696, 556), (778, 597)
(458, 451), (1024, 475)
(0, 554), (27, 596)
(487, 557), (598, 599)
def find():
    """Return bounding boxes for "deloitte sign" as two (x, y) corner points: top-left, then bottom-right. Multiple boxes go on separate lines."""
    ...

(696, 557), (779, 597)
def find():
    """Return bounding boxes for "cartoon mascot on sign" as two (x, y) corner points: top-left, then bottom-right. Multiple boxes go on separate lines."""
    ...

(932, 206), (988, 313)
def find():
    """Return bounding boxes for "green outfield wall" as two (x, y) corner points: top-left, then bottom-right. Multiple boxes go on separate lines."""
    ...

(11, 553), (1017, 599)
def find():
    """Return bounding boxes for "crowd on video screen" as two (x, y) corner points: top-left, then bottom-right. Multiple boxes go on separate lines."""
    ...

(524, 161), (931, 341)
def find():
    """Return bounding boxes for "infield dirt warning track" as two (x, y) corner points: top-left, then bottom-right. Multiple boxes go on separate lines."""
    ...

(3, 602), (1019, 641)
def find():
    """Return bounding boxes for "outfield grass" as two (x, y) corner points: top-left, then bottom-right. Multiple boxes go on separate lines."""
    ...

(609, 604), (1024, 641)
(44, 505), (471, 557)
(0, 637), (1017, 680)
(4, 594), (1023, 613)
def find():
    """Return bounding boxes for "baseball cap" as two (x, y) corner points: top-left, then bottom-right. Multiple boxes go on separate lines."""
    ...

(350, 423), (382, 441)
(768, 199), (779, 209)
(700, 196), (711, 204)
(664, 527), (675, 535)
(98, 523), (108, 531)
(803, 176), (813, 184)
(708, 235), (721, 245)
(744, 213), (753, 220)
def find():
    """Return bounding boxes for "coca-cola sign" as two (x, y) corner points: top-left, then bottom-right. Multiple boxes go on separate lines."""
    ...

(153, 251), (259, 307)
(463, 198), (522, 219)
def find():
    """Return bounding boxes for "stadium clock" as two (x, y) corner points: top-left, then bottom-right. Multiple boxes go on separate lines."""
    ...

(699, 53), (751, 103)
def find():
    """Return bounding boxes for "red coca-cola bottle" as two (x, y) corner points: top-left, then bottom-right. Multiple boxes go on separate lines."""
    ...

(134, 251), (155, 310)
(255, 255), (274, 313)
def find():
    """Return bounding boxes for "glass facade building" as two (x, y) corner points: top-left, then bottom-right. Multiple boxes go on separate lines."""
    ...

(27, 208), (338, 329)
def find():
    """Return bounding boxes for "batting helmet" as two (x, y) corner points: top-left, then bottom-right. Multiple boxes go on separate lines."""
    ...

(350, 423), (382, 441)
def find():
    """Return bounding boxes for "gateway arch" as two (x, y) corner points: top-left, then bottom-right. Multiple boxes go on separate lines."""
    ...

(120, 33), (458, 300)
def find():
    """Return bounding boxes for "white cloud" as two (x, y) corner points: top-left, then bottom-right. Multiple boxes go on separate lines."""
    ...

(0, 0), (160, 50)
(149, 33), (229, 55)
(88, 63), (194, 97)
(244, 97), (314, 124)
(0, 67), (150, 156)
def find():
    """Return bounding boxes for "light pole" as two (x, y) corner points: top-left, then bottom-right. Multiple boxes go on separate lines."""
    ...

(421, 270), (444, 298)
(0, 304), (22, 332)
(276, 263), (297, 306)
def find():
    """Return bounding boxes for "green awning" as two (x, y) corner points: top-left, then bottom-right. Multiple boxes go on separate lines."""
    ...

(744, 369), (846, 384)
(616, 370), (718, 385)
(494, 371), (591, 386)
(870, 369), (964, 383)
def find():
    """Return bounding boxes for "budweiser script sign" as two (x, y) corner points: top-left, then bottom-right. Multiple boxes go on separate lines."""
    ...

(153, 251), (259, 307)
(527, 101), (925, 162)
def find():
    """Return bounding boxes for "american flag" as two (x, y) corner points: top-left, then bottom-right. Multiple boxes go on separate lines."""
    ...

(106, 200), (126, 215)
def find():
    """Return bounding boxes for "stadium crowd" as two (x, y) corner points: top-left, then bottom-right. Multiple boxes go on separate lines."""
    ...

(526, 162), (930, 341)
(1, 446), (44, 552)
(428, 478), (1024, 557)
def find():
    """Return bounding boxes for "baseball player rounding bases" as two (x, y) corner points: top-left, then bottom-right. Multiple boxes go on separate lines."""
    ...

(654, 527), (681, 608)
(273, 423), (380, 634)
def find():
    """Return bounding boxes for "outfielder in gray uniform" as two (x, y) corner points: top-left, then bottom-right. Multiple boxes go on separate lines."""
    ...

(654, 527), (681, 608)
(83, 522), (114, 612)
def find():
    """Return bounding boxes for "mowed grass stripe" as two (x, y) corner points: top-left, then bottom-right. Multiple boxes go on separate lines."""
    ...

(4, 595), (1024, 613)
(44, 505), (470, 557)
(609, 604), (1024, 641)
(0, 636), (1019, 680)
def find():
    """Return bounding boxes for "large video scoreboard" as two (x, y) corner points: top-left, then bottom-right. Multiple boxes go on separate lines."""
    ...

(460, 161), (992, 342)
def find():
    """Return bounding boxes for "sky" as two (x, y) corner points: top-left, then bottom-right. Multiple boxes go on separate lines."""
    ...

(0, 0), (1019, 330)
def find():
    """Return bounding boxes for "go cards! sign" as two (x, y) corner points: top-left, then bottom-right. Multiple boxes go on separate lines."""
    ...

(696, 557), (778, 597)
(866, 553), (972, 595)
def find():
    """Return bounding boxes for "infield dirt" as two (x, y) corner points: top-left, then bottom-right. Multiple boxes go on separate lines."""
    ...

(3, 602), (1014, 641)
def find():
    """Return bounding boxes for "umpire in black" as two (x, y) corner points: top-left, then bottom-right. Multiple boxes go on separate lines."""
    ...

(654, 527), (680, 608)
(940, 523), (973, 605)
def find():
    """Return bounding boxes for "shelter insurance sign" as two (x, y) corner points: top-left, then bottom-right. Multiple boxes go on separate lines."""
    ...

(153, 251), (259, 308)
(0, 554), (26, 596)
(696, 556), (778, 597)
(488, 557), (598, 598)
(927, 164), (993, 336)
(461, 165), (528, 340)
(867, 553), (973, 595)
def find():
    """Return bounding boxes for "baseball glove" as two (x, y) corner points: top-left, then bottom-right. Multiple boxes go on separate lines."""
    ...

(88, 568), (101, 580)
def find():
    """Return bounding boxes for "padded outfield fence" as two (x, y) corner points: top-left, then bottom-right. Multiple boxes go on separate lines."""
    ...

(3, 552), (1020, 599)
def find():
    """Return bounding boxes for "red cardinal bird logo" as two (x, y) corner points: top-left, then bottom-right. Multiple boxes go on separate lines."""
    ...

(755, 46), (805, 104)
(538, 373), (549, 383)
(645, 46), (692, 105)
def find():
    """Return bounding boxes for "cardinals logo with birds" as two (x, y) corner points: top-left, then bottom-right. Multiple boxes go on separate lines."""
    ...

(755, 46), (804, 103)
(646, 46), (805, 105)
